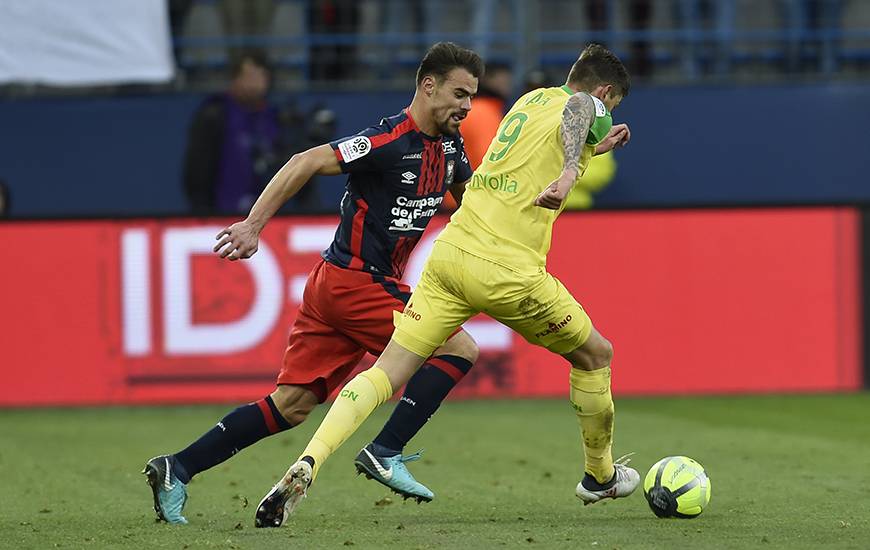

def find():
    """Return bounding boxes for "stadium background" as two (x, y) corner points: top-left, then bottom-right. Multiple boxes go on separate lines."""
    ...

(2, 0), (868, 405)
(1, 2), (869, 547)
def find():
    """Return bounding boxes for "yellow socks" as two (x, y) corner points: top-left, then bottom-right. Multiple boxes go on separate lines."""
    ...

(300, 367), (393, 479)
(569, 367), (615, 484)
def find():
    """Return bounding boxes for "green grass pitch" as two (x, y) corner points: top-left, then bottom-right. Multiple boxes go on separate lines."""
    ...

(2, 394), (869, 549)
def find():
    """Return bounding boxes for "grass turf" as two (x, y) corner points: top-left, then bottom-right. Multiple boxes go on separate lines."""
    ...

(1, 394), (869, 549)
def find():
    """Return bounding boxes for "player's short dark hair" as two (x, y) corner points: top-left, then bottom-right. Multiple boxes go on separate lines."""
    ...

(230, 49), (272, 79)
(416, 42), (484, 86)
(567, 44), (630, 98)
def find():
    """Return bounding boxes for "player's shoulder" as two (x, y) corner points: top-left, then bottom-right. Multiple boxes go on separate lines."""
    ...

(333, 110), (417, 163)
(373, 110), (418, 136)
(358, 110), (419, 148)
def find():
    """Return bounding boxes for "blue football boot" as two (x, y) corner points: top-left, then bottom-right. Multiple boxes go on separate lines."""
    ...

(353, 444), (434, 503)
(143, 455), (189, 524)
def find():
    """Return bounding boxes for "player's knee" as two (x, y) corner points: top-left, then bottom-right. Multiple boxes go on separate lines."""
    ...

(283, 406), (314, 426)
(594, 337), (614, 368)
(277, 398), (316, 426)
(439, 331), (480, 364)
(271, 385), (318, 426)
(567, 334), (613, 371)
(459, 338), (480, 364)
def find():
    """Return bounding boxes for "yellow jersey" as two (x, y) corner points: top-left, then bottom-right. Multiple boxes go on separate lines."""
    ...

(437, 86), (610, 274)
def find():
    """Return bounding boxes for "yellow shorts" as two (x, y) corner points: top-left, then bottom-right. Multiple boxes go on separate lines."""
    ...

(393, 240), (593, 357)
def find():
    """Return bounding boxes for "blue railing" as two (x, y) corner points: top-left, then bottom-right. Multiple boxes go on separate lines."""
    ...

(173, 0), (870, 83)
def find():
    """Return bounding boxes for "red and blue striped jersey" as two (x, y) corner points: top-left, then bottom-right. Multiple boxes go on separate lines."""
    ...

(323, 109), (472, 279)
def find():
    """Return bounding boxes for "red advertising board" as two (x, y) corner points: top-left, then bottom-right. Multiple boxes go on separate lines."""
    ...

(0, 208), (861, 406)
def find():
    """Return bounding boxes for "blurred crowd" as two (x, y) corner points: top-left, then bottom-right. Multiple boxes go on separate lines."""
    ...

(166, 0), (862, 215)
(1, 0), (864, 218)
(168, 0), (861, 87)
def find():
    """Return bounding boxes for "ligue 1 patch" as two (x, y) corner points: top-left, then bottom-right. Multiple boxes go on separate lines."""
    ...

(338, 136), (372, 162)
(591, 95), (607, 117)
(445, 160), (455, 186)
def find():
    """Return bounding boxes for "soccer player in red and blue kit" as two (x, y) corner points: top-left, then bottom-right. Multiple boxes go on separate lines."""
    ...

(143, 43), (484, 525)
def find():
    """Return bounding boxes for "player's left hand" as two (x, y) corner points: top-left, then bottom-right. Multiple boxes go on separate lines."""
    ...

(214, 220), (260, 261)
(595, 123), (631, 154)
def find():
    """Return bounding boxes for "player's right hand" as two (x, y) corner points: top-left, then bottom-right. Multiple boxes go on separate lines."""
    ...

(214, 221), (259, 261)
(534, 179), (570, 210)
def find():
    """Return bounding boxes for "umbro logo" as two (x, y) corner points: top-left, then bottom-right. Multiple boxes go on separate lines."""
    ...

(401, 171), (417, 185)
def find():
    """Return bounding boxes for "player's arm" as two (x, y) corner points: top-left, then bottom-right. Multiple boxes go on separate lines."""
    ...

(534, 93), (596, 210)
(594, 123), (631, 155)
(214, 144), (340, 261)
(449, 177), (471, 206)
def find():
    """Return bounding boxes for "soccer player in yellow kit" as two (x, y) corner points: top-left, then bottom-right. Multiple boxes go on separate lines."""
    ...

(256, 44), (636, 526)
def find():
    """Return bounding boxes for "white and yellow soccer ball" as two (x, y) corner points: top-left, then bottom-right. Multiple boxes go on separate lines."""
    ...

(643, 456), (711, 518)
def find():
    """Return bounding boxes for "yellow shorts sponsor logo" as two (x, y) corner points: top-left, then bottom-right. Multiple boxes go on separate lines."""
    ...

(469, 171), (519, 193)
(403, 305), (422, 321)
(535, 314), (572, 338)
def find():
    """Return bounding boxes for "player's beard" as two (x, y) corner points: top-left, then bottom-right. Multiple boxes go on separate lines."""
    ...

(440, 111), (465, 135)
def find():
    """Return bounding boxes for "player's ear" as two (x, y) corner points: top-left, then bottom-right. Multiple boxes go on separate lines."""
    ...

(601, 84), (614, 100)
(421, 75), (436, 97)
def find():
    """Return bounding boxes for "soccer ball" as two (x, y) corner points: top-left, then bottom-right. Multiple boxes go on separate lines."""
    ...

(643, 456), (711, 518)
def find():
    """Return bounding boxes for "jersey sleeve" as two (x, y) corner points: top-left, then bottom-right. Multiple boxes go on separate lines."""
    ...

(455, 136), (473, 183)
(329, 124), (396, 173)
(586, 95), (613, 145)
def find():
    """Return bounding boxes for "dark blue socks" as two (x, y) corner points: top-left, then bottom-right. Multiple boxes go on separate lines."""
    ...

(173, 395), (292, 483)
(372, 355), (472, 455)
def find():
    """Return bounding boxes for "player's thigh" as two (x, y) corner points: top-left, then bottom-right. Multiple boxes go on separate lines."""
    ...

(392, 247), (477, 359)
(337, 275), (412, 356)
(496, 272), (593, 355)
(279, 305), (367, 403)
(302, 259), (408, 357)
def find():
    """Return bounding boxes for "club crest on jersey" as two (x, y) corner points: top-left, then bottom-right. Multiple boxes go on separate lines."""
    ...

(442, 140), (457, 154)
(338, 136), (371, 162)
(445, 160), (455, 186)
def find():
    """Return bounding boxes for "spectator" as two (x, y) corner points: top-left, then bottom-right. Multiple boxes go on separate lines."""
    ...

(586, 0), (654, 78)
(169, 0), (195, 66)
(220, 0), (276, 66)
(781, 0), (844, 73)
(183, 50), (288, 215)
(282, 105), (337, 213)
(380, 0), (441, 76)
(309, 0), (360, 81)
(470, 0), (523, 62)
(674, 0), (734, 78)
(461, 62), (513, 170)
